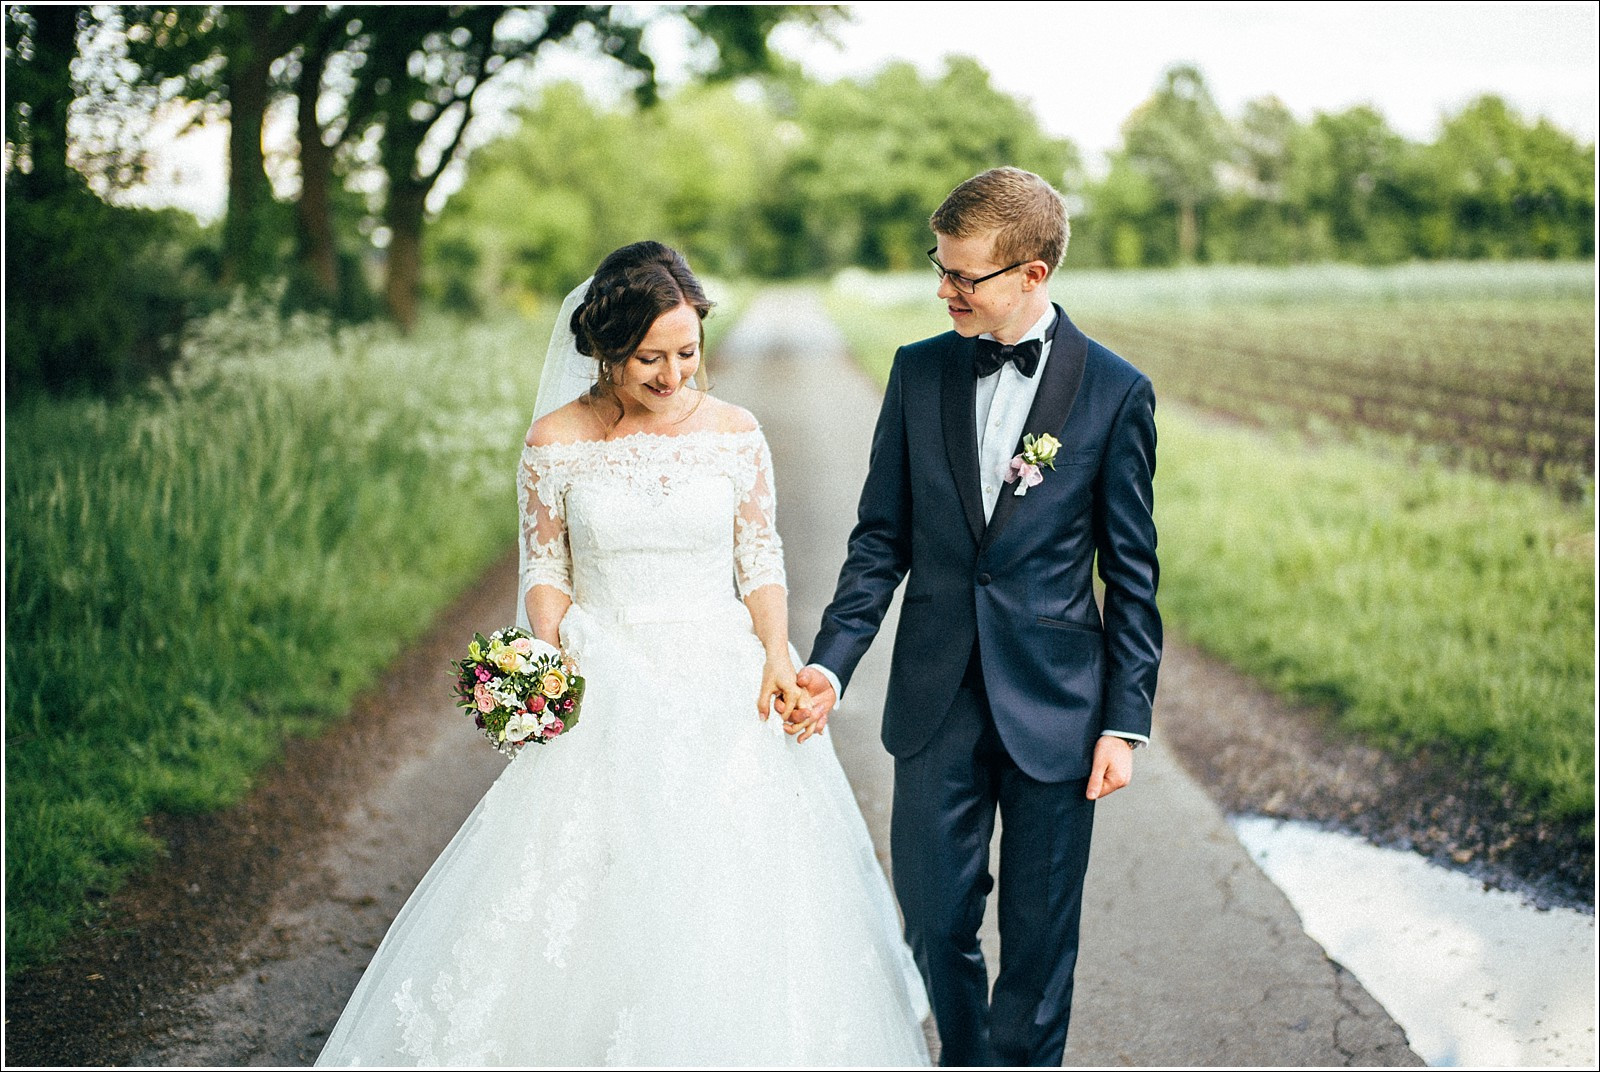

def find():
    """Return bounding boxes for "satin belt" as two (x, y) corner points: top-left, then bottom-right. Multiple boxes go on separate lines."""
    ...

(576, 599), (751, 629)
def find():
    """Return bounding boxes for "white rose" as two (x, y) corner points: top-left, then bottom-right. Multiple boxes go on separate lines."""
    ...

(504, 714), (534, 743)
(1031, 433), (1061, 464)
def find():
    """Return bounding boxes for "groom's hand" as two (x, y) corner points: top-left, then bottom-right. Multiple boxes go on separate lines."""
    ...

(787, 666), (837, 742)
(1085, 736), (1134, 800)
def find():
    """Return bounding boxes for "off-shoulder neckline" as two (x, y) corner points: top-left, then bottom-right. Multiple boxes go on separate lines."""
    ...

(522, 426), (764, 455)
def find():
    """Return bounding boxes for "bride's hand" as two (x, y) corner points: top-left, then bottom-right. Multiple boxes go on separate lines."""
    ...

(758, 653), (809, 727)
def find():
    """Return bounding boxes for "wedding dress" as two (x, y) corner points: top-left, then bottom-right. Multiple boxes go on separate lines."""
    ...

(316, 425), (931, 1067)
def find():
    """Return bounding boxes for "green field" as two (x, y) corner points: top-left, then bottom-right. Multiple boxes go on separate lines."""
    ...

(824, 262), (1596, 829)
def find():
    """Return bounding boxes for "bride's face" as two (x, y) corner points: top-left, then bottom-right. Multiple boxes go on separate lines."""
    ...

(614, 302), (702, 416)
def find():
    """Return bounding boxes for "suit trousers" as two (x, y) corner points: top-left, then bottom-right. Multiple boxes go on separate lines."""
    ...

(891, 680), (1097, 1067)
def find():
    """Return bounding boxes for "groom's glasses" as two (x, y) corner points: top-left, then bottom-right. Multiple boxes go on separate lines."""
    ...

(927, 248), (1027, 294)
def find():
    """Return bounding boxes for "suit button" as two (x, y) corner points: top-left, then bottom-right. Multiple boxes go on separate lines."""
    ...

(977, 573), (992, 585)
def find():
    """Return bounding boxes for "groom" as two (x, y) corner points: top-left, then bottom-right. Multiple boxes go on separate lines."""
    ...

(794, 167), (1161, 1066)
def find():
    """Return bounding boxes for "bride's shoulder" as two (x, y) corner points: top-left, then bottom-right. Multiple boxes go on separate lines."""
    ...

(700, 397), (761, 437)
(526, 399), (599, 448)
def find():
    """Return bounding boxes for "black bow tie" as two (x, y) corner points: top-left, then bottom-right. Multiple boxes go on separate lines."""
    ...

(974, 336), (1042, 378)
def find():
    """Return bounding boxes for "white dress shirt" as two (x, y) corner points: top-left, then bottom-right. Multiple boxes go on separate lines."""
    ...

(809, 306), (1146, 748)
(976, 308), (1056, 520)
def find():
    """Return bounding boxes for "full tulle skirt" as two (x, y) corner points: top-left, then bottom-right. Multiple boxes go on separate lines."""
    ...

(316, 602), (930, 1067)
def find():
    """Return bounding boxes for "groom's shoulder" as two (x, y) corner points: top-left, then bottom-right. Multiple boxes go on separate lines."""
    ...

(900, 328), (962, 355)
(1076, 323), (1151, 393)
(891, 329), (964, 375)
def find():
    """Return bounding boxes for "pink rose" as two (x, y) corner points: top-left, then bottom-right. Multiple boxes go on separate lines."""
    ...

(510, 637), (534, 655)
(473, 683), (495, 712)
(543, 718), (564, 738)
(528, 695), (546, 713)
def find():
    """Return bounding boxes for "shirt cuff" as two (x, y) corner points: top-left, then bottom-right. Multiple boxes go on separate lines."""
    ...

(1101, 730), (1149, 749)
(805, 663), (843, 704)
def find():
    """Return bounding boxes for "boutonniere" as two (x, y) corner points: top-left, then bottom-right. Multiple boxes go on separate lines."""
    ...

(1004, 433), (1061, 496)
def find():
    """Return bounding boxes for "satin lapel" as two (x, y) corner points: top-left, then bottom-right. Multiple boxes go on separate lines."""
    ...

(981, 306), (1089, 553)
(940, 336), (986, 545)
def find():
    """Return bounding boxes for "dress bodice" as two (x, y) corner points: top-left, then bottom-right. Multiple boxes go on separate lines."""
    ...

(518, 428), (786, 617)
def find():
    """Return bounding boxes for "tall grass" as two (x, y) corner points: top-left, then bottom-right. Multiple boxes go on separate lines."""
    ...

(4, 299), (551, 972)
(822, 264), (1596, 827)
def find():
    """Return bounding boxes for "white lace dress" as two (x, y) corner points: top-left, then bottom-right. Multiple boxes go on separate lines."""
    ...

(316, 428), (931, 1067)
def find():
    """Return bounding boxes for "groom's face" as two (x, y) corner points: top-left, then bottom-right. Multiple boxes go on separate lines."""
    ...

(933, 231), (1038, 345)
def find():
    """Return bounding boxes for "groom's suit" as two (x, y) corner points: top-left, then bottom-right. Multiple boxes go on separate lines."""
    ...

(808, 303), (1161, 1065)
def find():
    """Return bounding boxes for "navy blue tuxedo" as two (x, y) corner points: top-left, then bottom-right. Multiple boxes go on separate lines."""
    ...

(808, 304), (1161, 1065)
(810, 305), (1161, 777)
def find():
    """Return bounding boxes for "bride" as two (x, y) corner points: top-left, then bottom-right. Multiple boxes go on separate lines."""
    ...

(315, 242), (931, 1066)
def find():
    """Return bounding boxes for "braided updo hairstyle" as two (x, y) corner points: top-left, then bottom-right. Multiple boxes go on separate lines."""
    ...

(570, 242), (712, 419)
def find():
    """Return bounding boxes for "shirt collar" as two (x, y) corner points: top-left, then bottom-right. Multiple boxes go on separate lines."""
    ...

(980, 306), (1056, 346)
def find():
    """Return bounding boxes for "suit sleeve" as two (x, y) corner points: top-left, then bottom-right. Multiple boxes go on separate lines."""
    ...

(1092, 375), (1162, 739)
(806, 348), (915, 694)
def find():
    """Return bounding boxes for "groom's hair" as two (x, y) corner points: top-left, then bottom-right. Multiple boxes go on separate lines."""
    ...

(930, 168), (1070, 272)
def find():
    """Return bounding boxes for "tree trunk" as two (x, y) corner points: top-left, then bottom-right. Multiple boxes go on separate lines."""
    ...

(384, 182), (427, 333)
(294, 30), (338, 304)
(1177, 197), (1199, 264)
(220, 8), (274, 287)
(24, 4), (80, 195)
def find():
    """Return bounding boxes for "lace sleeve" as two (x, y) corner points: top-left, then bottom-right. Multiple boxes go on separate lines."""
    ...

(733, 432), (787, 599)
(517, 445), (573, 628)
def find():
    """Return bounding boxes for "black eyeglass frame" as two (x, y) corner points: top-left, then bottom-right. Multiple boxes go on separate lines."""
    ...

(926, 247), (1031, 294)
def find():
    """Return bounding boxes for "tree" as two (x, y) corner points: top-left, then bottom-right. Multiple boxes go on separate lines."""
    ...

(427, 77), (789, 307)
(4, 3), (83, 195)
(775, 57), (1079, 274)
(340, 4), (833, 329)
(1289, 105), (1418, 262)
(5, 5), (212, 395)
(1423, 95), (1595, 259)
(1214, 95), (1315, 263)
(123, 5), (318, 286)
(1120, 63), (1231, 263)
(1074, 155), (1165, 268)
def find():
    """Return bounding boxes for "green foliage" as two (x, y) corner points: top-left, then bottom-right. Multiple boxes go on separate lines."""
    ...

(4, 301), (551, 972)
(428, 80), (788, 304)
(772, 57), (1080, 274)
(1422, 95), (1597, 259)
(4, 178), (220, 396)
(1076, 82), (1595, 268)
(822, 264), (1596, 826)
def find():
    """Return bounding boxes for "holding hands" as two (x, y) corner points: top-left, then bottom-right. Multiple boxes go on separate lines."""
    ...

(776, 666), (836, 743)
(757, 652), (813, 734)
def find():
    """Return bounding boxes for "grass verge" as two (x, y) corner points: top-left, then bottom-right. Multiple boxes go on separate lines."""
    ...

(4, 301), (551, 973)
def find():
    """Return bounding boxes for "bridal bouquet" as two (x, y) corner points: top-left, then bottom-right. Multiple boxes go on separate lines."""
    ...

(451, 627), (584, 756)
